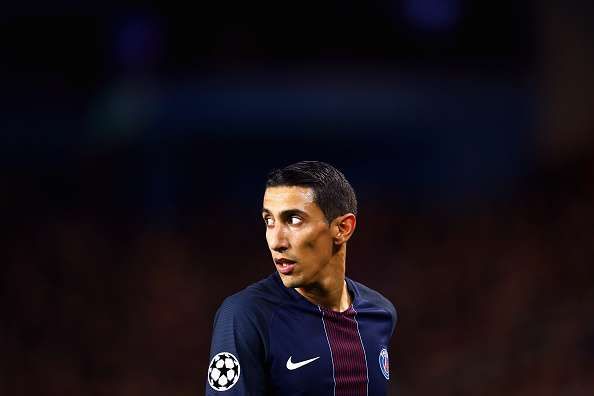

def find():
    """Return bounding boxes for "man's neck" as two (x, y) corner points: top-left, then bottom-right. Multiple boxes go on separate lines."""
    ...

(295, 247), (351, 312)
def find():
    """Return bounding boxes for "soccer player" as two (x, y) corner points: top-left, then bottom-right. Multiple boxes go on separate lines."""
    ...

(206, 161), (397, 395)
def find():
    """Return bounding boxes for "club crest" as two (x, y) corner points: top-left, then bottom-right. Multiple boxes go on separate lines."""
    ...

(379, 348), (389, 380)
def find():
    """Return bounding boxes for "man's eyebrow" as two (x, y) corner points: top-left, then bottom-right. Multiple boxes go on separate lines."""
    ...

(261, 208), (308, 217)
(280, 209), (307, 217)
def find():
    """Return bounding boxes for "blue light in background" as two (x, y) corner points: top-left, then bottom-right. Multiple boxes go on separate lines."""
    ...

(403, 0), (461, 32)
(115, 14), (164, 70)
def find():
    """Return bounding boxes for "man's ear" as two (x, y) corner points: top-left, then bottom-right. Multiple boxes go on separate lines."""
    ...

(332, 213), (357, 245)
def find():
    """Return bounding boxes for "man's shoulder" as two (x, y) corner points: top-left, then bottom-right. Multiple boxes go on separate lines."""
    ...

(349, 278), (397, 322)
(217, 273), (288, 320)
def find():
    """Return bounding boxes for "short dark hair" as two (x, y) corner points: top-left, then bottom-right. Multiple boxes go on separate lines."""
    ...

(265, 161), (357, 223)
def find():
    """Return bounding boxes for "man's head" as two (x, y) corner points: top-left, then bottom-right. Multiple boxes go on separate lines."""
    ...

(262, 161), (357, 289)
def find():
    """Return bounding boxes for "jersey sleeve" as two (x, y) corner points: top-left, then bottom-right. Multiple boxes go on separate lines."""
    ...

(206, 294), (269, 395)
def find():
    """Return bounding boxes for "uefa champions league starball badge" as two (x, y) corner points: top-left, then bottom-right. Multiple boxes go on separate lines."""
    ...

(379, 348), (390, 380)
(208, 352), (240, 391)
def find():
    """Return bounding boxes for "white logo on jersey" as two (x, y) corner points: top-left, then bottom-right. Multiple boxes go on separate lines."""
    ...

(286, 355), (320, 370)
(208, 352), (240, 391)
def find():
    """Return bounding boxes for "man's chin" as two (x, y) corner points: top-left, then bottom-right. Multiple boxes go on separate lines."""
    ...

(278, 273), (301, 288)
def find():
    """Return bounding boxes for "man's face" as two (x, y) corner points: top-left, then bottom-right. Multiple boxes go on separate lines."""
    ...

(262, 186), (335, 289)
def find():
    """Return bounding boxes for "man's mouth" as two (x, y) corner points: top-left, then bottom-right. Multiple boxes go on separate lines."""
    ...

(274, 258), (297, 275)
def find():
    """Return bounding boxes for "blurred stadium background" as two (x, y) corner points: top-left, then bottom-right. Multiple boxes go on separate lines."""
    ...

(2, 1), (594, 394)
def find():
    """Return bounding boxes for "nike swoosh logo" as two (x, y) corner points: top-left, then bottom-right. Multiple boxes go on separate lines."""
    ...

(286, 356), (320, 370)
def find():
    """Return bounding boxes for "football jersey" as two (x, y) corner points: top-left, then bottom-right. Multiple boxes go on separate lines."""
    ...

(206, 272), (397, 395)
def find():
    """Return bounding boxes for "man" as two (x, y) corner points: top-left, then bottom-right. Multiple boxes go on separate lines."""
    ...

(206, 161), (397, 395)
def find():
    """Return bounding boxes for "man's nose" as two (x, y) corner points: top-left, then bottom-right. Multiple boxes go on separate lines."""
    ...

(269, 226), (289, 252)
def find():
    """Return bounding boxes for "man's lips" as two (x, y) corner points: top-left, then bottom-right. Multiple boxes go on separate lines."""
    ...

(274, 258), (296, 275)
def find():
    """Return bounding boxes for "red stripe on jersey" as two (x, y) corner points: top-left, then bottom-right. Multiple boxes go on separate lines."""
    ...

(321, 306), (368, 396)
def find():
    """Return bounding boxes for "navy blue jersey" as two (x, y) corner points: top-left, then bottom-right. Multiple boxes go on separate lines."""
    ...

(206, 273), (397, 395)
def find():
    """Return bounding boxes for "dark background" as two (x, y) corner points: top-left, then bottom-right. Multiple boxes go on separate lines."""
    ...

(2, 1), (594, 394)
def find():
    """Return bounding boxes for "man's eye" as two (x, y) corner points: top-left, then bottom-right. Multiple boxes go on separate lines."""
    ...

(264, 217), (274, 226)
(288, 216), (303, 225)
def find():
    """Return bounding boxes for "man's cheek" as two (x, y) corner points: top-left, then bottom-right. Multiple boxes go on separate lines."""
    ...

(305, 237), (319, 251)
